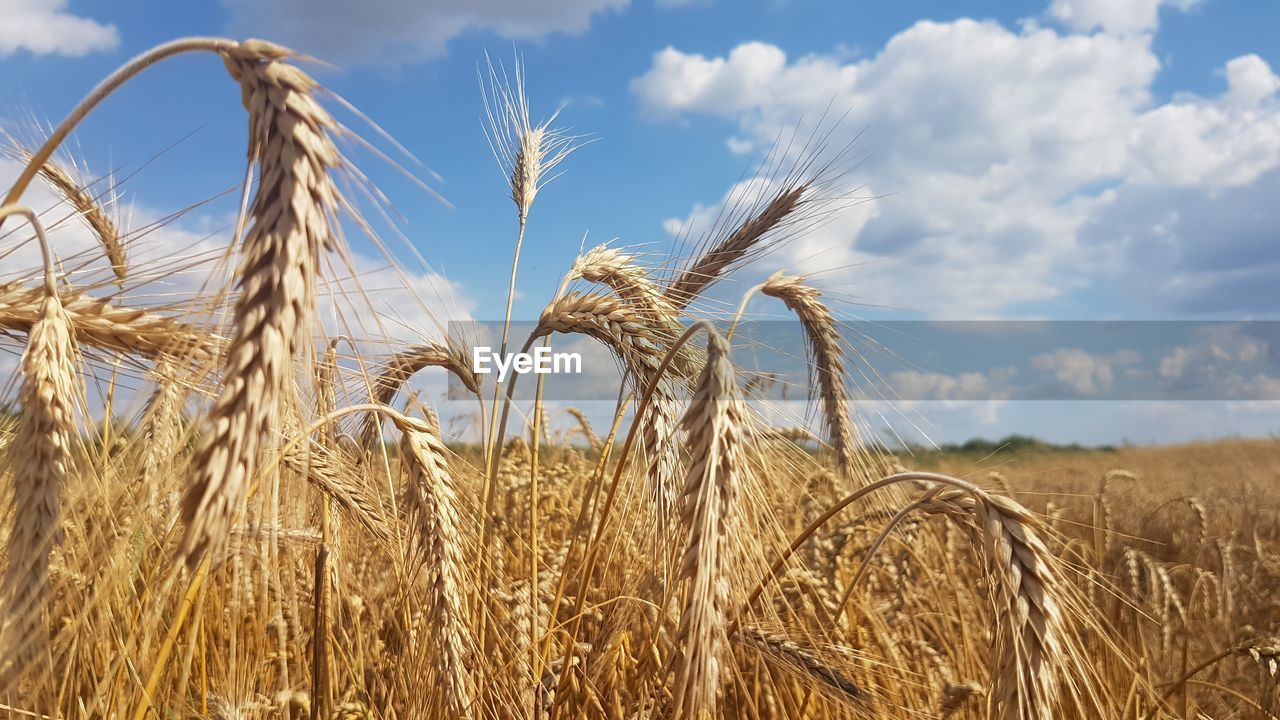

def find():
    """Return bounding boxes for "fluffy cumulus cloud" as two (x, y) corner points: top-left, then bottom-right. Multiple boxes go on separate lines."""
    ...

(888, 367), (1017, 401)
(223, 0), (627, 64)
(1047, 0), (1201, 35)
(634, 10), (1280, 317)
(1031, 348), (1140, 396)
(0, 0), (118, 57)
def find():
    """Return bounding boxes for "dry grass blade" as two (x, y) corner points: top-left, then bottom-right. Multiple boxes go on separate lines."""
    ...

(670, 329), (743, 720)
(180, 40), (343, 563)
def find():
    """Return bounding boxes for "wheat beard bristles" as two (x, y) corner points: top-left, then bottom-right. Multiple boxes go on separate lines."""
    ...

(760, 272), (859, 484)
(0, 288), (76, 684)
(670, 329), (743, 720)
(179, 41), (341, 565)
(393, 413), (477, 718)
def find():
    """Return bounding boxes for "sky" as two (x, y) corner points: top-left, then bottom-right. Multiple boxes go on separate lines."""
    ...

(2, 0), (1279, 446)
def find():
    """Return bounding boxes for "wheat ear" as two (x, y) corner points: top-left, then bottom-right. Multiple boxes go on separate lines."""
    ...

(670, 328), (743, 720)
(361, 341), (479, 445)
(279, 441), (391, 546)
(0, 282), (220, 364)
(391, 412), (477, 718)
(566, 245), (677, 320)
(534, 291), (683, 523)
(760, 272), (860, 484)
(0, 205), (77, 685)
(565, 407), (604, 453)
(665, 183), (808, 312)
(180, 40), (342, 563)
(1, 132), (126, 284)
(920, 488), (1079, 720)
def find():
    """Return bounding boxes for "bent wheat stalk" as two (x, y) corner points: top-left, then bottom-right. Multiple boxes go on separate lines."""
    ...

(760, 272), (860, 484)
(0, 205), (77, 687)
(180, 40), (343, 563)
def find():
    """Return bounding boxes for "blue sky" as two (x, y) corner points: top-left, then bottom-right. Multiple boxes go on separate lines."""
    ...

(3, 0), (1280, 444)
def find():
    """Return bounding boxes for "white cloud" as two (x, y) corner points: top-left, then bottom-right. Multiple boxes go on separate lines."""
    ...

(222, 0), (627, 64)
(888, 367), (1016, 401)
(1223, 54), (1280, 108)
(1047, 0), (1200, 35)
(1031, 348), (1138, 396)
(0, 0), (118, 58)
(1156, 325), (1271, 393)
(633, 17), (1280, 316)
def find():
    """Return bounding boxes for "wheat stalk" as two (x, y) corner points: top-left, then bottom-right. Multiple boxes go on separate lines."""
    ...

(669, 328), (743, 720)
(760, 272), (860, 484)
(179, 41), (343, 563)
(361, 341), (478, 445)
(392, 412), (477, 718)
(0, 206), (77, 688)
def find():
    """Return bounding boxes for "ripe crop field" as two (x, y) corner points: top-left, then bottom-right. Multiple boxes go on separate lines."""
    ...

(0, 37), (1276, 720)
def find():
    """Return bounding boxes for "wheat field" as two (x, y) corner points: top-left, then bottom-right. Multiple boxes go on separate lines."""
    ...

(0, 37), (1277, 720)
